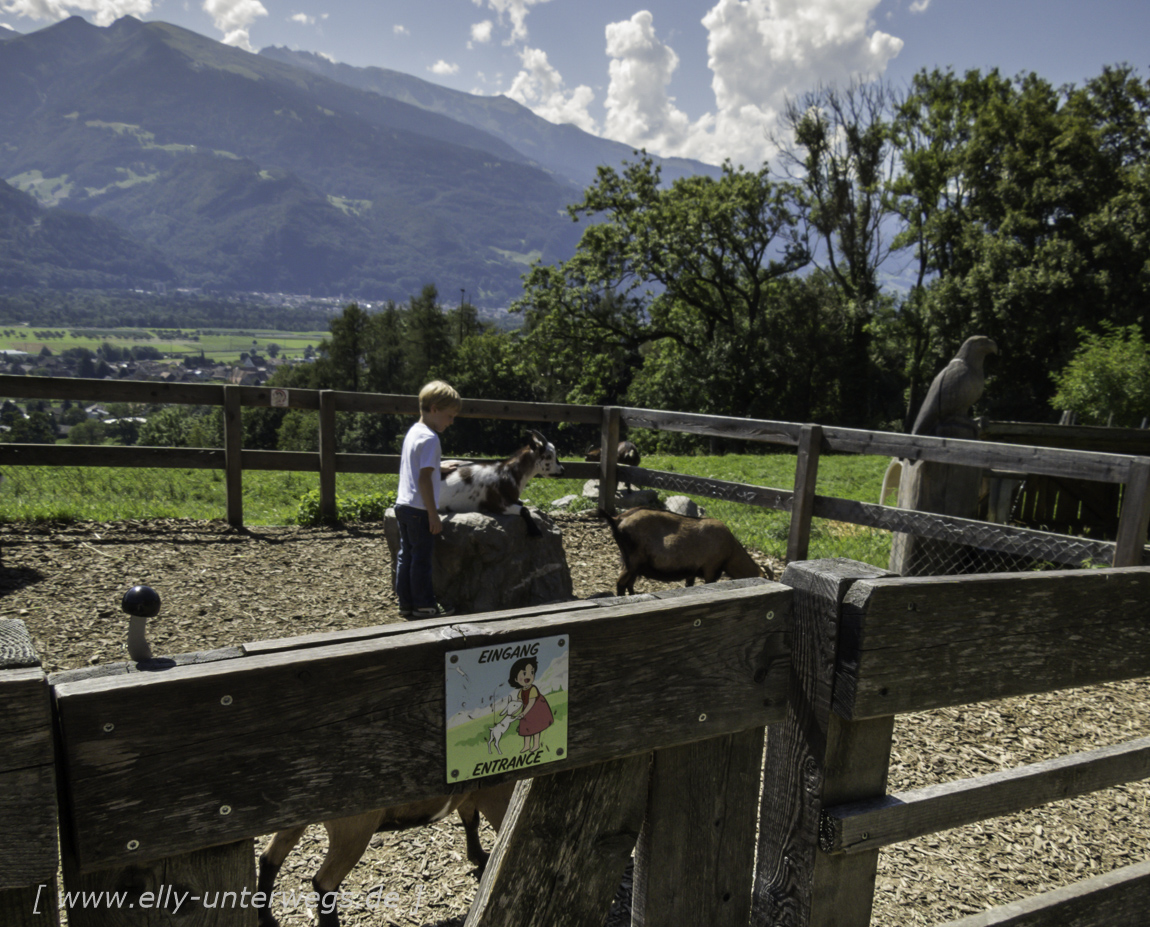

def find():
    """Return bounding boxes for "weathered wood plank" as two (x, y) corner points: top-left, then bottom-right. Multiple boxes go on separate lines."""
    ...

(597, 406), (620, 514)
(64, 840), (255, 927)
(939, 859), (1150, 927)
(982, 420), (1150, 457)
(819, 426), (1137, 483)
(0, 374), (224, 406)
(814, 496), (1118, 567)
(621, 407), (803, 445)
(318, 390), (337, 523)
(632, 729), (764, 927)
(223, 386), (242, 527)
(835, 568), (1150, 720)
(787, 424), (822, 562)
(54, 584), (791, 871)
(242, 599), (600, 656)
(753, 559), (896, 927)
(0, 444), (225, 469)
(467, 755), (649, 927)
(622, 467), (794, 510)
(0, 623), (59, 894)
(1113, 459), (1150, 567)
(821, 735), (1150, 854)
(0, 881), (61, 926)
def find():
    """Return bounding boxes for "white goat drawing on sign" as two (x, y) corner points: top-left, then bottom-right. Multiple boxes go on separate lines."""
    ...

(487, 698), (521, 755)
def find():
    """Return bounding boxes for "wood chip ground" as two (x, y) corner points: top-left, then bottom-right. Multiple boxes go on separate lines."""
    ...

(1, 515), (1146, 926)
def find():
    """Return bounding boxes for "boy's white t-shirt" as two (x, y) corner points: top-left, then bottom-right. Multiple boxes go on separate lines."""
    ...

(397, 422), (441, 510)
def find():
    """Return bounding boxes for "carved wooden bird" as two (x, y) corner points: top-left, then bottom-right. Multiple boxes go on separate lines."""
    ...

(911, 335), (999, 436)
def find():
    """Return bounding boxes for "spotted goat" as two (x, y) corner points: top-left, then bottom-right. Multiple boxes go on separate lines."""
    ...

(439, 430), (565, 536)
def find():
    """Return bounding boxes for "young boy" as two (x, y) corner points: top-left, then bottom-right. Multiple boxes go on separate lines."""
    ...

(395, 380), (461, 618)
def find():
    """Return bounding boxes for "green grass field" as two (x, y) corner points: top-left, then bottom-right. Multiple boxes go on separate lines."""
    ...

(0, 452), (892, 564)
(1, 326), (327, 365)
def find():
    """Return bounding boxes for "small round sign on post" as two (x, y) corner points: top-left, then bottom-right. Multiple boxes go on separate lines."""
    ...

(270, 388), (289, 408)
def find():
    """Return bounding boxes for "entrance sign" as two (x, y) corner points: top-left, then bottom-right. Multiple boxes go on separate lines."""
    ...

(445, 635), (569, 783)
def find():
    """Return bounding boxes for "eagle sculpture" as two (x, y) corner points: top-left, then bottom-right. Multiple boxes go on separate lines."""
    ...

(911, 335), (999, 437)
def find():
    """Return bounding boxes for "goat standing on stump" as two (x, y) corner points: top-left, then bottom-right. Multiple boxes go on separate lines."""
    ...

(602, 507), (769, 596)
(439, 430), (564, 537)
(257, 783), (514, 927)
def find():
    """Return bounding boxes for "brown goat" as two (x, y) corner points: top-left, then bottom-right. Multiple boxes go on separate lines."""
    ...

(601, 507), (770, 596)
(585, 441), (641, 491)
(257, 783), (514, 927)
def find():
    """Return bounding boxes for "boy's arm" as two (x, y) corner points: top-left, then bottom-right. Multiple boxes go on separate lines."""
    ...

(418, 466), (443, 534)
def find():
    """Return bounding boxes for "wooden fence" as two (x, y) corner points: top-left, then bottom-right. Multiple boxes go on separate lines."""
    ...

(3, 560), (1150, 925)
(1, 375), (1148, 570)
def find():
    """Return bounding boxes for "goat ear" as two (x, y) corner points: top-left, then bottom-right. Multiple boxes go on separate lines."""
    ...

(528, 429), (546, 446)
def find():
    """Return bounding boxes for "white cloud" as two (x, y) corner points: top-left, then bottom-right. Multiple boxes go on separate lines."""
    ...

(594, 0), (903, 166)
(429, 59), (460, 75)
(0, 0), (153, 27)
(602, 12), (702, 159)
(506, 45), (597, 133)
(289, 12), (312, 25)
(202, 0), (267, 51)
(469, 19), (493, 46)
(909, 0), (930, 11)
(0, 19), (15, 27)
(476, 0), (551, 44)
(393, 23), (408, 35)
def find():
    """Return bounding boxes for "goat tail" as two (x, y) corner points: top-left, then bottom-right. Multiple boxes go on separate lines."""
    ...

(598, 508), (624, 542)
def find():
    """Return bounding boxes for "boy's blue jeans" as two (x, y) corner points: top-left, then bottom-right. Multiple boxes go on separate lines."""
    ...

(395, 504), (436, 611)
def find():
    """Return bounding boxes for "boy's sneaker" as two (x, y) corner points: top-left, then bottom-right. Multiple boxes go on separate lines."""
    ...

(413, 603), (456, 618)
(398, 605), (413, 618)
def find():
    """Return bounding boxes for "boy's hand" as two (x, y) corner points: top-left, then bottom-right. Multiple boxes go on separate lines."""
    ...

(428, 509), (443, 535)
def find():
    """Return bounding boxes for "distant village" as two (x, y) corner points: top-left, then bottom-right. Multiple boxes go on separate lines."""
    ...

(0, 346), (301, 387)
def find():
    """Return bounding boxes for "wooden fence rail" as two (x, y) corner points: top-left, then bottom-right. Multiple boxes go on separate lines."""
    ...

(1, 376), (1148, 566)
(3, 562), (1150, 924)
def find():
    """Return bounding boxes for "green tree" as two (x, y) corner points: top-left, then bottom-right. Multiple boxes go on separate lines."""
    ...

(1050, 324), (1150, 426)
(67, 419), (107, 445)
(515, 156), (810, 422)
(137, 407), (191, 447)
(3, 411), (57, 443)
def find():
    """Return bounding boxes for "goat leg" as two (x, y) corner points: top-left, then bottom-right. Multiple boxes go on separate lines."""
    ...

(518, 505), (543, 537)
(312, 876), (342, 927)
(257, 825), (307, 927)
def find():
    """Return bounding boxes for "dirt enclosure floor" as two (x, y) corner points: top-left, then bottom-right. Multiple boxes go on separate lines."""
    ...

(2, 514), (1148, 926)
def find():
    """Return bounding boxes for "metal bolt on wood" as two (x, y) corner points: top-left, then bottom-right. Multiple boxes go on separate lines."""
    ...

(219, 805), (231, 816)
(102, 723), (114, 733)
(126, 840), (139, 851)
(220, 695), (232, 706)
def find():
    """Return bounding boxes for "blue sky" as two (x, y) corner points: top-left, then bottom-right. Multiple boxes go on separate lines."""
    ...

(2, 0), (1147, 166)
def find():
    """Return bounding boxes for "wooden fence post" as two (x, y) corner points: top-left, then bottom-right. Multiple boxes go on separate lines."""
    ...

(223, 386), (243, 527)
(0, 620), (59, 926)
(753, 559), (894, 927)
(319, 390), (337, 523)
(1113, 458), (1150, 567)
(467, 755), (650, 927)
(787, 424), (823, 563)
(62, 841), (257, 927)
(597, 406), (621, 515)
(632, 730), (765, 926)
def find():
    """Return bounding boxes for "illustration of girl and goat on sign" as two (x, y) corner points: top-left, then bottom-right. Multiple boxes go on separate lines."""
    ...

(444, 636), (568, 783)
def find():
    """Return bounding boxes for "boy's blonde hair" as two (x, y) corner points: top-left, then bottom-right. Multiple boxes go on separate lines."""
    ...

(419, 380), (462, 413)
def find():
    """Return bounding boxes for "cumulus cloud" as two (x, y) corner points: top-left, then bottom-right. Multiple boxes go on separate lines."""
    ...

(909, 0), (930, 11)
(506, 45), (597, 133)
(289, 12), (312, 25)
(594, 0), (903, 165)
(0, 0), (153, 27)
(202, 0), (267, 51)
(393, 23), (408, 35)
(476, 0), (551, 44)
(429, 59), (460, 75)
(469, 19), (493, 46)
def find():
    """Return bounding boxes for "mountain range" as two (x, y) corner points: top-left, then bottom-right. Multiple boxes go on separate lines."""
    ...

(0, 16), (719, 307)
